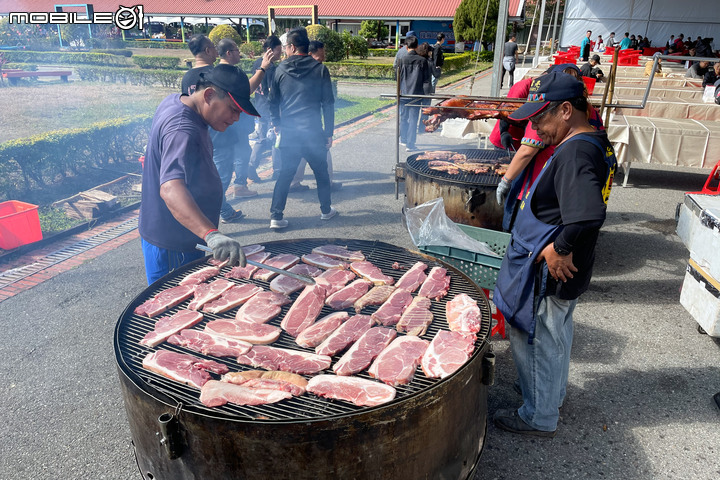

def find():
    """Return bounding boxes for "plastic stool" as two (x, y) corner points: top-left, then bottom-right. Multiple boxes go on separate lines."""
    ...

(688, 160), (720, 195)
(483, 288), (506, 339)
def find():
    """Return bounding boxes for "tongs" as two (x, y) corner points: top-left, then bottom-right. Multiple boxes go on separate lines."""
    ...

(195, 244), (315, 285)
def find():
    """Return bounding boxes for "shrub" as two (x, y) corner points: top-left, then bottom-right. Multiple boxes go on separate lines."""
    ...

(239, 41), (263, 57)
(324, 62), (393, 79)
(122, 40), (188, 50)
(75, 66), (184, 88)
(342, 32), (369, 59)
(93, 49), (133, 57)
(306, 24), (344, 62)
(133, 55), (180, 69)
(443, 52), (475, 71)
(208, 24), (242, 46)
(368, 48), (399, 57)
(0, 50), (131, 66)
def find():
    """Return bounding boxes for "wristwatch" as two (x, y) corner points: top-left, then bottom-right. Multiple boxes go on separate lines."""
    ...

(553, 243), (571, 256)
(258, 67), (266, 73)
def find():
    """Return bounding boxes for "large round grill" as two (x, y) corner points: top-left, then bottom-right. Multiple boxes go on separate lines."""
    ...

(405, 148), (511, 186)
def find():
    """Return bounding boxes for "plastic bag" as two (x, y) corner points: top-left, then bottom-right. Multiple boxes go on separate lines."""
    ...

(404, 197), (500, 257)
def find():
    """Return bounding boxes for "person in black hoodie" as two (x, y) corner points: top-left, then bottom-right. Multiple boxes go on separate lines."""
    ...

(268, 27), (336, 229)
(398, 35), (431, 151)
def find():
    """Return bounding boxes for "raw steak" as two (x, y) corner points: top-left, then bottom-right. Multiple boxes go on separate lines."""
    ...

(306, 375), (396, 407)
(236, 345), (332, 375)
(368, 336), (430, 386)
(235, 291), (291, 324)
(371, 289), (414, 326)
(134, 285), (195, 318)
(222, 370), (308, 396)
(395, 262), (428, 293)
(421, 330), (476, 379)
(446, 293), (481, 334)
(242, 244), (265, 256)
(315, 315), (374, 356)
(200, 380), (292, 407)
(396, 296), (434, 336)
(333, 327), (397, 376)
(225, 252), (272, 280)
(350, 261), (395, 285)
(296, 312), (349, 349)
(325, 279), (373, 310)
(179, 266), (220, 286)
(354, 285), (396, 313)
(301, 253), (349, 270)
(142, 350), (228, 389)
(202, 283), (263, 314)
(167, 329), (252, 358)
(188, 279), (235, 311)
(253, 254), (300, 281)
(140, 310), (204, 348)
(281, 285), (327, 337)
(205, 319), (282, 344)
(315, 269), (356, 296)
(269, 264), (322, 296)
(417, 267), (451, 301)
(311, 245), (365, 262)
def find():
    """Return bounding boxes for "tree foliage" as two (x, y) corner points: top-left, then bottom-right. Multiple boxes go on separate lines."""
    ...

(453, 0), (500, 42)
(359, 20), (388, 41)
(342, 31), (369, 59)
(306, 24), (344, 62)
(208, 24), (242, 46)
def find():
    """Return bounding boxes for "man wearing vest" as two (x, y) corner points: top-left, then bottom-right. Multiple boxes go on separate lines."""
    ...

(493, 72), (617, 437)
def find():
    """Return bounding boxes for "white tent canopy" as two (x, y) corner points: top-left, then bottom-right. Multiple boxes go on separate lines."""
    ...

(559, 0), (720, 48)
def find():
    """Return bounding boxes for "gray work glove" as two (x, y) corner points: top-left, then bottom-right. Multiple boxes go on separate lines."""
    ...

(205, 231), (246, 267)
(496, 177), (512, 206)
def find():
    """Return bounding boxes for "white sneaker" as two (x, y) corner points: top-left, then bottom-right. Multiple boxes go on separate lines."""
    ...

(320, 207), (338, 221)
(270, 219), (288, 229)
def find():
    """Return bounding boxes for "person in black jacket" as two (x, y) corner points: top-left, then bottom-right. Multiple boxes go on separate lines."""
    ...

(431, 33), (445, 91)
(268, 27), (336, 229)
(398, 35), (431, 151)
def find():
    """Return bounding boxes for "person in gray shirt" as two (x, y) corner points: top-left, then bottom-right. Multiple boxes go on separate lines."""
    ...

(501, 35), (519, 88)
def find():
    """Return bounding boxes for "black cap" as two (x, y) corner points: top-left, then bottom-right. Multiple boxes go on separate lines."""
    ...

(508, 72), (585, 121)
(591, 54), (601, 64)
(202, 64), (259, 117)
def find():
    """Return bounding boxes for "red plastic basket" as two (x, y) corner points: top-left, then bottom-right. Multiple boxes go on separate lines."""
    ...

(0, 201), (43, 250)
(582, 76), (597, 94)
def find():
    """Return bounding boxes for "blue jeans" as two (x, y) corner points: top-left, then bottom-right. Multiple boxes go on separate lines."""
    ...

(212, 142), (236, 219)
(141, 238), (204, 285)
(509, 295), (578, 431)
(270, 142), (331, 220)
(399, 98), (420, 148)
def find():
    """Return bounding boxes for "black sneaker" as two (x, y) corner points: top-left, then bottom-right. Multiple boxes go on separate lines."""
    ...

(493, 409), (556, 438)
(220, 210), (245, 224)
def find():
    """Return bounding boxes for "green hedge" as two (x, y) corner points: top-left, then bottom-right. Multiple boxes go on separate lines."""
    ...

(0, 115), (152, 200)
(133, 55), (181, 69)
(75, 66), (184, 88)
(443, 52), (475, 71)
(0, 50), (131, 66)
(368, 48), (399, 57)
(123, 40), (188, 49)
(4, 63), (38, 72)
(325, 62), (394, 79)
(94, 49), (133, 57)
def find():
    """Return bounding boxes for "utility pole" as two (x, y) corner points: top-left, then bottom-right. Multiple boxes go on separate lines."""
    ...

(532, 0), (547, 68)
(490, 0), (510, 97)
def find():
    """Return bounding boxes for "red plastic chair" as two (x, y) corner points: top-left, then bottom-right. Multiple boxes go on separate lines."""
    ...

(604, 46), (615, 56)
(582, 76), (597, 94)
(688, 160), (720, 195)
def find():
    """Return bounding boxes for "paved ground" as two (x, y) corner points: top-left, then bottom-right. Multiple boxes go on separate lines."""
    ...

(1, 69), (718, 480)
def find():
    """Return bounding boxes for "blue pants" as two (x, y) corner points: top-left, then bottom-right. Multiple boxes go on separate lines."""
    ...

(141, 238), (204, 285)
(270, 143), (331, 220)
(509, 295), (578, 431)
(212, 142), (236, 219)
(399, 98), (420, 148)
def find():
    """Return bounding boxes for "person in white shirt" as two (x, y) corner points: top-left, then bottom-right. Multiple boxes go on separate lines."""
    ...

(593, 35), (605, 52)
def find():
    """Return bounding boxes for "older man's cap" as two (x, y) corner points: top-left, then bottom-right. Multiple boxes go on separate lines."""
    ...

(202, 64), (259, 117)
(551, 63), (582, 76)
(509, 71), (585, 121)
(591, 54), (601, 64)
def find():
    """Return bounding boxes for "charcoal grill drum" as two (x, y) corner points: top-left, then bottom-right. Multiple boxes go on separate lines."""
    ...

(115, 239), (494, 479)
(404, 149), (509, 230)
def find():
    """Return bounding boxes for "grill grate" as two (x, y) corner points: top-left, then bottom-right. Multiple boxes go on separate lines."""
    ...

(115, 239), (491, 422)
(406, 149), (511, 186)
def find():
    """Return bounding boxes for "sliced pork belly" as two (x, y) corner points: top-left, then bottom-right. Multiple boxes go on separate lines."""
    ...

(241, 244), (265, 256)
(350, 261), (395, 285)
(179, 266), (220, 286)
(235, 291), (291, 324)
(296, 312), (349, 349)
(205, 319), (282, 344)
(222, 370), (308, 396)
(202, 283), (263, 314)
(332, 327), (397, 376)
(253, 254), (300, 282)
(421, 330), (476, 379)
(315, 314), (374, 356)
(446, 293), (481, 334)
(269, 264), (322, 296)
(167, 329), (252, 357)
(301, 253), (349, 270)
(236, 345), (332, 375)
(200, 380), (292, 407)
(396, 296), (434, 336)
(142, 350), (228, 389)
(395, 262), (428, 293)
(371, 289), (414, 326)
(140, 310), (204, 348)
(417, 266), (451, 301)
(311, 245), (365, 262)
(307, 375), (396, 407)
(188, 278), (235, 311)
(134, 284), (195, 318)
(353, 285), (396, 313)
(225, 252), (272, 280)
(281, 285), (327, 337)
(315, 269), (357, 296)
(325, 279), (373, 310)
(368, 336), (430, 386)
